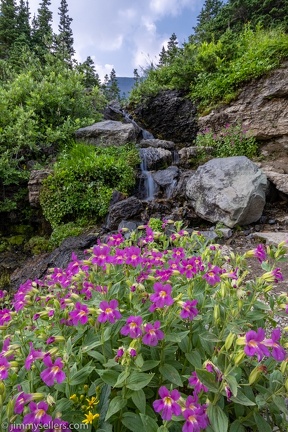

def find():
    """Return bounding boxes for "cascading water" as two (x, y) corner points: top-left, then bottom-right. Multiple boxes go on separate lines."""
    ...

(140, 152), (156, 201)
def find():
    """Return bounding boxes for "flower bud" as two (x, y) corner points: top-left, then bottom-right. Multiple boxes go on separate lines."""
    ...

(248, 367), (261, 385)
(234, 351), (245, 365)
(31, 393), (46, 400)
(224, 333), (235, 350)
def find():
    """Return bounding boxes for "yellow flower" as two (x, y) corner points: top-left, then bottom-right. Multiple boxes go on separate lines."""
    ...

(82, 411), (99, 424)
(85, 396), (99, 409)
(69, 394), (78, 402)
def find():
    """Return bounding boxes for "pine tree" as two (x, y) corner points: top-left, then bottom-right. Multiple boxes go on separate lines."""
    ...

(31, 0), (53, 59)
(17, 0), (31, 42)
(77, 56), (101, 88)
(191, 0), (223, 43)
(158, 46), (168, 66)
(0, 0), (18, 59)
(167, 32), (178, 60)
(108, 68), (120, 101)
(55, 0), (75, 64)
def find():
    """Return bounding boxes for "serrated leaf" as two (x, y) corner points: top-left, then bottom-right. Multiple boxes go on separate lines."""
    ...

(230, 389), (255, 406)
(141, 360), (160, 371)
(127, 372), (154, 390)
(69, 365), (94, 385)
(96, 369), (119, 386)
(229, 420), (245, 432)
(253, 412), (272, 432)
(140, 413), (159, 432)
(165, 330), (190, 343)
(207, 404), (228, 432)
(132, 389), (146, 414)
(122, 412), (143, 431)
(195, 368), (219, 392)
(159, 364), (182, 386)
(105, 396), (127, 421)
(185, 351), (202, 368)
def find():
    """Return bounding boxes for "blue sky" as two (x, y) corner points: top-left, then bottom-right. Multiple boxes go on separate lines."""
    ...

(29, 0), (205, 80)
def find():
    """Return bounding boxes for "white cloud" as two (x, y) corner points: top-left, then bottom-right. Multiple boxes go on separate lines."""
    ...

(26, 0), (204, 77)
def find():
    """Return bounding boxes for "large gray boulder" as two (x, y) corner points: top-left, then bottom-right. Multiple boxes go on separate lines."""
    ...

(75, 120), (136, 146)
(106, 196), (144, 230)
(186, 156), (268, 227)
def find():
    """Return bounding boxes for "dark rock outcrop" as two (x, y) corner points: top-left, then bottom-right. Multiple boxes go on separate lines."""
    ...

(28, 169), (52, 207)
(106, 196), (144, 231)
(131, 90), (198, 145)
(139, 147), (172, 170)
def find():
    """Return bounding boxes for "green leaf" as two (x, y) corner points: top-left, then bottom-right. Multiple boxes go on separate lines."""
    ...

(165, 330), (190, 343)
(230, 389), (255, 406)
(272, 395), (288, 415)
(253, 412), (272, 432)
(195, 369), (219, 392)
(132, 389), (146, 414)
(127, 372), (154, 391)
(69, 365), (94, 385)
(98, 384), (111, 427)
(207, 404), (228, 432)
(229, 420), (245, 432)
(140, 413), (159, 432)
(159, 364), (182, 386)
(141, 360), (160, 371)
(86, 350), (105, 362)
(114, 370), (130, 388)
(96, 369), (119, 386)
(122, 412), (143, 431)
(185, 351), (202, 368)
(55, 398), (73, 413)
(105, 396), (127, 421)
(200, 332), (220, 342)
(225, 375), (238, 397)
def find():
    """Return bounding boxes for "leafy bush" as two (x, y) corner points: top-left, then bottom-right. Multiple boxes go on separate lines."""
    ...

(196, 123), (258, 159)
(0, 54), (106, 212)
(129, 26), (288, 114)
(0, 223), (287, 431)
(40, 143), (140, 228)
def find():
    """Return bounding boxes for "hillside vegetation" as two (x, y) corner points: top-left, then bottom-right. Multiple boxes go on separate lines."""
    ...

(129, 0), (288, 114)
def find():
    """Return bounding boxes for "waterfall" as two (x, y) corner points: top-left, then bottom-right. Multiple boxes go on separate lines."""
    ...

(140, 153), (156, 201)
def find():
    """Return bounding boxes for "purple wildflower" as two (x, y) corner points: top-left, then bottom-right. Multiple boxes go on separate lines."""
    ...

(149, 282), (174, 312)
(153, 386), (181, 420)
(180, 300), (199, 321)
(69, 302), (89, 325)
(142, 321), (164, 346)
(40, 355), (66, 386)
(263, 328), (286, 361)
(129, 348), (137, 357)
(25, 343), (44, 370)
(254, 244), (267, 263)
(14, 392), (32, 414)
(183, 406), (209, 432)
(188, 372), (208, 394)
(120, 316), (143, 338)
(23, 401), (52, 428)
(244, 328), (270, 361)
(0, 357), (10, 379)
(124, 246), (142, 267)
(0, 309), (11, 325)
(203, 266), (222, 285)
(272, 268), (284, 283)
(98, 300), (121, 324)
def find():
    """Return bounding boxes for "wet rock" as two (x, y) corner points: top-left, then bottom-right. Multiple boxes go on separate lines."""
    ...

(139, 147), (172, 170)
(139, 139), (175, 150)
(75, 120), (136, 146)
(186, 156), (268, 228)
(106, 196), (144, 231)
(28, 169), (52, 207)
(131, 89), (198, 145)
(152, 166), (179, 188)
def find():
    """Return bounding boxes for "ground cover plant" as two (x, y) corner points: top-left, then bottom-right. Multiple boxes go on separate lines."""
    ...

(0, 221), (287, 431)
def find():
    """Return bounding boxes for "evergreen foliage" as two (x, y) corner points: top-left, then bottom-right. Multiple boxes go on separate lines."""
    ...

(31, 0), (53, 60)
(55, 0), (75, 64)
(77, 56), (101, 88)
(0, 0), (18, 58)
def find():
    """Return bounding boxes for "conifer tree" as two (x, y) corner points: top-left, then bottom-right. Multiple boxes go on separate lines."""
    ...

(191, 0), (223, 43)
(77, 56), (101, 88)
(158, 46), (167, 66)
(31, 0), (53, 59)
(108, 68), (120, 101)
(0, 0), (18, 59)
(17, 0), (31, 42)
(54, 0), (74, 64)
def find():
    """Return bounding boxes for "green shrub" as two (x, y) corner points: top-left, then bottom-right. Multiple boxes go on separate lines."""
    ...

(49, 223), (85, 249)
(196, 123), (258, 159)
(24, 236), (50, 255)
(40, 143), (140, 228)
